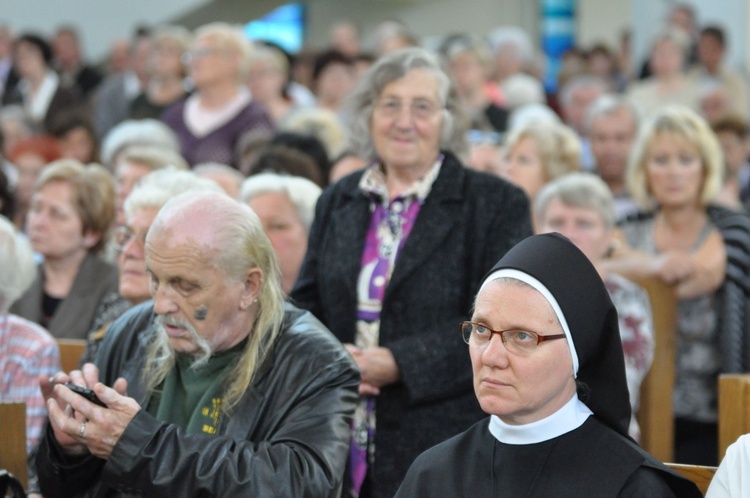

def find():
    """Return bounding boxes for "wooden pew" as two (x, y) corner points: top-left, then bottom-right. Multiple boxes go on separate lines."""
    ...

(718, 373), (750, 460)
(665, 463), (717, 496)
(0, 403), (27, 489)
(56, 338), (87, 373)
(633, 276), (678, 462)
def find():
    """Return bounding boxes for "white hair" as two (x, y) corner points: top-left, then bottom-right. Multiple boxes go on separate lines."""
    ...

(101, 119), (180, 168)
(535, 172), (616, 231)
(0, 215), (36, 312)
(118, 144), (189, 171)
(487, 26), (534, 62)
(558, 74), (608, 109)
(584, 94), (640, 135)
(507, 103), (561, 132)
(279, 107), (347, 160)
(239, 172), (322, 231)
(124, 168), (224, 219)
(194, 161), (245, 182)
(501, 73), (546, 109)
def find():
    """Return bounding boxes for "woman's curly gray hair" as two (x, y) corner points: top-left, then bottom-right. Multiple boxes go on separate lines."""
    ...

(346, 47), (468, 161)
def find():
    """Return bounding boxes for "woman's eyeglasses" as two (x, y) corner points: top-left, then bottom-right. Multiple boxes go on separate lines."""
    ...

(373, 98), (443, 120)
(460, 321), (566, 355)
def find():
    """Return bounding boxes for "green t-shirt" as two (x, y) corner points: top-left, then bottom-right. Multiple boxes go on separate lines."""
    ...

(113, 342), (246, 497)
(147, 340), (246, 435)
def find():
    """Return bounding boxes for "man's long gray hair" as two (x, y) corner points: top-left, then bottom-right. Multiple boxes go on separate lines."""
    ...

(142, 192), (285, 412)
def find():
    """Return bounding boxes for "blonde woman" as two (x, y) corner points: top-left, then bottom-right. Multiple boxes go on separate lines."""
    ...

(500, 119), (581, 228)
(626, 28), (699, 118)
(161, 23), (274, 166)
(604, 105), (733, 465)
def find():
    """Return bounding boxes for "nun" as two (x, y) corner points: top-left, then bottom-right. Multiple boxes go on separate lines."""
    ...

(395, 233), (700, 497)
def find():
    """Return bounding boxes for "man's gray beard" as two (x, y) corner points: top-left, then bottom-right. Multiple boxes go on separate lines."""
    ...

(155, 314), (213, 369)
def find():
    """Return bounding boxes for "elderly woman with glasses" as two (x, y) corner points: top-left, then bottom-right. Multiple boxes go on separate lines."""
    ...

(291, 47), (532, 498)
(396, 233), (701, 497)
(161, 22), (273, 167)
(535, 173), (654, 442)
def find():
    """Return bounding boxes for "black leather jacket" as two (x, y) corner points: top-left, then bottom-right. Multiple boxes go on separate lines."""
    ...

(36, 302), (359, 497)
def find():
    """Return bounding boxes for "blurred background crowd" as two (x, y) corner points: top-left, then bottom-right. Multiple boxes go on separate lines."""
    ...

(2, 0), (750, 496)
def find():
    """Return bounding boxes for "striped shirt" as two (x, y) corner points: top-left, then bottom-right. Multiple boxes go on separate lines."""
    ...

(0, 313), (60, 451)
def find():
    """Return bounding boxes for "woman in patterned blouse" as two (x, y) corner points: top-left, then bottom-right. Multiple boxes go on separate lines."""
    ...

(536, 172), (655, 442)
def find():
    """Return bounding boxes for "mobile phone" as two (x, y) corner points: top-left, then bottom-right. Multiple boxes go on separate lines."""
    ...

(63, 382), (107, 408)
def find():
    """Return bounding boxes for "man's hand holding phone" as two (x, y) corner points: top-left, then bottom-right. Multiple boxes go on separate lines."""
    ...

(41, 363), (138, 459)
(62, 382), (107, 407)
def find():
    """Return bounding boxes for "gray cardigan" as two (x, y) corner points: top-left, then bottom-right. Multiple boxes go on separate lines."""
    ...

(10, 252), (119, 340)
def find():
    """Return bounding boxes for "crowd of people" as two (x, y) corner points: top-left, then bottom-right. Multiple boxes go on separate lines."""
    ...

(1, 2), (750, 496)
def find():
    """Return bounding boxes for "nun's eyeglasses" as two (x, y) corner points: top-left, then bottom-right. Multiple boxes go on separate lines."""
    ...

(460, 321), (566, 354)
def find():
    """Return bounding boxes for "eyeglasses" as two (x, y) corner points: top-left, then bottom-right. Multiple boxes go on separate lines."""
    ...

(460, 321), (566, 355)
(114, 226), (147, 252)
(373, 98), (443, 120)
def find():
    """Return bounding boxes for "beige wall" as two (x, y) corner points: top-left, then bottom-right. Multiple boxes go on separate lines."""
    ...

(305, 0), (536, 52)
(0, 0), (638, 63)
(576, 0), (632, 51)
(1, 0), (211, 60)
(10, 0), (748, 75)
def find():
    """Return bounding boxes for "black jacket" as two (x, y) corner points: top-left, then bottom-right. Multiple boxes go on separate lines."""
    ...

(291, 152), (533, 497)
(36, 302), (359, 497)
(395, 417), (701, 497)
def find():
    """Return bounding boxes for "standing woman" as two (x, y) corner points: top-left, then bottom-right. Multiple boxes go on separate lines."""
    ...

(626, 28), (699, 118)
(246, 44), (296, 125)
(129, 25), (191, 121)
(604, 105), (732, 465)
(6, 34), (82, 133)
(161, 22), (273, 167)
(291, 47), (532, 498)
(11, 160), (118, 340)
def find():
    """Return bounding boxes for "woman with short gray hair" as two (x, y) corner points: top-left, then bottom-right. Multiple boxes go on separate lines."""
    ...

(536, 172), (654, 442)
(241, 172), (321, 293)
(346, 47), (468, 162)
(292, 47), (532, 498)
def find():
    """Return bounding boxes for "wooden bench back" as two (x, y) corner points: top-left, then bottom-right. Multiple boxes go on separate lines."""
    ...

(634, 276), (678, 462)
(665, 463), (717, 496)
(0, 402), (27, 489)
(718, 373), (750, 460)
(56, 338), (87, 373)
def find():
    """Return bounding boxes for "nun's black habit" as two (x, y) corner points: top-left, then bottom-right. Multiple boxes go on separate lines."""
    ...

(395, 234), (700, 497)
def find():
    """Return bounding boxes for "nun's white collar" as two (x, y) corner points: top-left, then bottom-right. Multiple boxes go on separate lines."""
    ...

(488, 394), (592, 445)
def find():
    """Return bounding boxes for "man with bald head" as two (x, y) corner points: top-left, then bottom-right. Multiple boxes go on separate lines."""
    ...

(36, 191), (359, 497)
